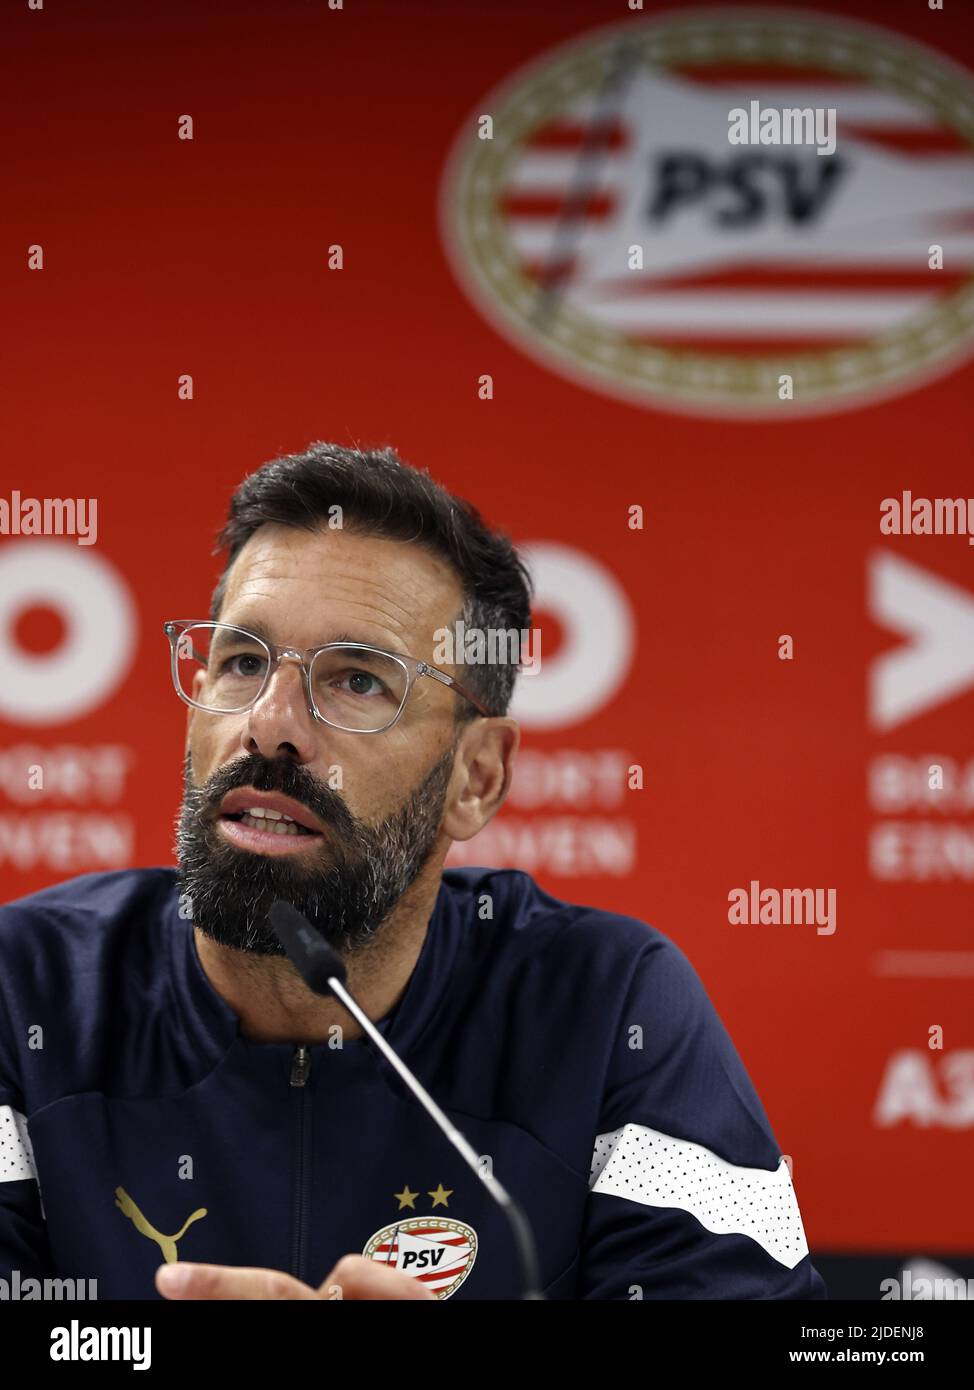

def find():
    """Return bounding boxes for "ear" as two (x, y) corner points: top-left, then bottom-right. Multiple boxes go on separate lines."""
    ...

(442, 718), (519, 843)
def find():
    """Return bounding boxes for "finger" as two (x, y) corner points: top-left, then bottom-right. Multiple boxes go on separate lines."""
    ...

(319, 1254), (438, 1301)
(156, 1262), (321, 1301)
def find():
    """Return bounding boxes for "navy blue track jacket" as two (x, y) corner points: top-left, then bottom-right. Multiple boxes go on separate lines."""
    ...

(0, 866), (826, 1300)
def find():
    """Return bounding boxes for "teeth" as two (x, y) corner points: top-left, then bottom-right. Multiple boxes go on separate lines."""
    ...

(245, 807), (294, 822)
(239, 813), (308, 836)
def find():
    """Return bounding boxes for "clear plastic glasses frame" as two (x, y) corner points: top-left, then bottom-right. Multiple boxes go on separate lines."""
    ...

(163, 619), (490, 734)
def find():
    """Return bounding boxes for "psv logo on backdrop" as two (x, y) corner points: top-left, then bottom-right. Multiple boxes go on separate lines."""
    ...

(439, 8), (974, 418)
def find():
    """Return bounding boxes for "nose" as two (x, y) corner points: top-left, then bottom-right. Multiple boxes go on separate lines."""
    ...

(241, 652), (318, 762)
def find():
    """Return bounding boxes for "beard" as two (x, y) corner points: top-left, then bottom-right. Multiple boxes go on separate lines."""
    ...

(173, 742), (457, 956)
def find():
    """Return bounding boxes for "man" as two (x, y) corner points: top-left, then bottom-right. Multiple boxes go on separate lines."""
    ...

(0, 443), (826, 1301)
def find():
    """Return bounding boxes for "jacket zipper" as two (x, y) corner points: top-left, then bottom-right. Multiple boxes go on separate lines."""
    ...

(289, 1043), (313, 1282)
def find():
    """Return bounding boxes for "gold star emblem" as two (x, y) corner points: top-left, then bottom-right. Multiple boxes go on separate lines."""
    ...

(428, 1183), (453, 1208)
(394, 1185), (418, 1210)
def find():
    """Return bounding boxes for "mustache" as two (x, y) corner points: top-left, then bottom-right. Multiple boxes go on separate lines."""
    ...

(195, 753), (357, 836)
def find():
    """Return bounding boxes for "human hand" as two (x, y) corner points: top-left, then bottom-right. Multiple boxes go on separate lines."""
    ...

(155, 1253), (437, 1300)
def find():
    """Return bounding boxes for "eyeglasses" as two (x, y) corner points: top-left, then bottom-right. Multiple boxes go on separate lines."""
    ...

(163, 620), (490, 734)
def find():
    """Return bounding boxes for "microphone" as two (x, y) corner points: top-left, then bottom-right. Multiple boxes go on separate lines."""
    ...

(268, 899), (545, 1300)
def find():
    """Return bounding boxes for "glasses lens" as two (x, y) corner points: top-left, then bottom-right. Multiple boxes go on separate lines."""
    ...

(173, 624), (270, 711)
(310, 645), (408, 731)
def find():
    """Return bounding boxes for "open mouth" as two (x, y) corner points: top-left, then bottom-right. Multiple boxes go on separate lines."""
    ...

(214, 789), (328, 854)
(216, 805), (327, 856)
(221, 808), (318, 838)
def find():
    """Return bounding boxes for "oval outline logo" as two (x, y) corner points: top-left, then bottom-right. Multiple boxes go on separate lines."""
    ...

(361, 1215), (479, 1300)
(439, 6), (974, 419)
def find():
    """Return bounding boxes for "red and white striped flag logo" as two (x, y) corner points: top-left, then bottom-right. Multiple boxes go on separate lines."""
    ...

(362, 1217), (478, 1299)
(440, 8), (974, 417)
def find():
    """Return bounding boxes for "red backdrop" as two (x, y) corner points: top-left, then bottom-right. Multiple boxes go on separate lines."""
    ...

(2, 0), (972, 1256)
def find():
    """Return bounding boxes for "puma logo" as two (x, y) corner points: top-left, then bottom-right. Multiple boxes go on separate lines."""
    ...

(115, 1186), (207, 1264)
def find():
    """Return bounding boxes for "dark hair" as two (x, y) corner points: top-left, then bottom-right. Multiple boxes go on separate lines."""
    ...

(210, 442), (533, 718)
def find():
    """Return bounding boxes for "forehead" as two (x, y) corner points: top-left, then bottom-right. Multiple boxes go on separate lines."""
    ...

(218, 523), (463, 654)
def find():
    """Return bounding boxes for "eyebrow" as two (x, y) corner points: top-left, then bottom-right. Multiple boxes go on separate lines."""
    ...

(222, 617), (408, 656)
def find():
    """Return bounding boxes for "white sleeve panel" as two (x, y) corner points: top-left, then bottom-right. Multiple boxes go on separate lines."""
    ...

(590, 1122), (810, 1270)
(0, 1105), (38, 1184)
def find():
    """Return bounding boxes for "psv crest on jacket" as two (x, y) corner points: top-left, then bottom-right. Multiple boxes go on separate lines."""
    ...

(0, 866), (826, 1300)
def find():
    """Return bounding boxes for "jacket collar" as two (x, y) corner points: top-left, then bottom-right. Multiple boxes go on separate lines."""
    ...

(165, 869), (463, 1067)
